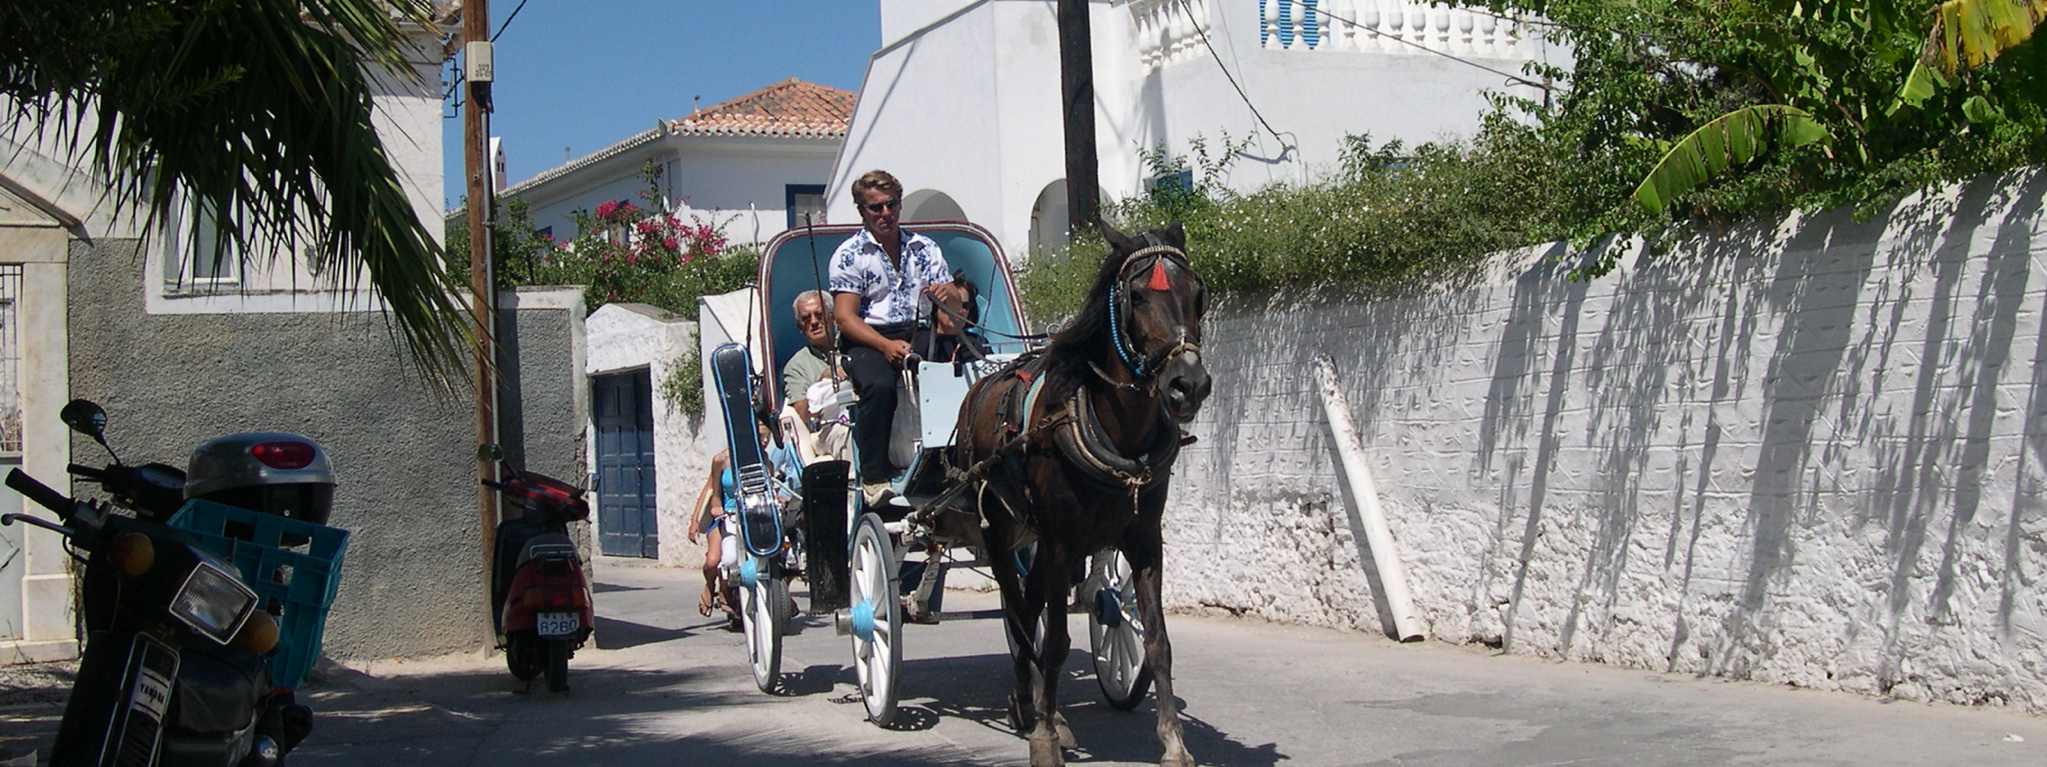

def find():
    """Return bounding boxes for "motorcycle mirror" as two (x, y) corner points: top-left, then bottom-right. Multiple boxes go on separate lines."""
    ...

(59, 399), (121, 464)
(59, 399), (107, 439)
(475, 443), (505, 463)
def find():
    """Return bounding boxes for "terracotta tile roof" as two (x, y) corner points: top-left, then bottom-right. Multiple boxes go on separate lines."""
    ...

(668, 78), (855, 139)
(497, 79), (853, 198)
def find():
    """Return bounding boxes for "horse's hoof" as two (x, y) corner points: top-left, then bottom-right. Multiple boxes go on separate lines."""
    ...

(1030, 736), (1065, 767)
(1159, 750), (1196, 767)
(1054, 717), (1076, 749)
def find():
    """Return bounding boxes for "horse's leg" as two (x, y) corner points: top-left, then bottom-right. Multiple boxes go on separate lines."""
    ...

(1027, 541), (1073, 767)
(1041, 544), (1077, 750)
(1128, 528), (1194, 767)
(984, 496), (1038, 734)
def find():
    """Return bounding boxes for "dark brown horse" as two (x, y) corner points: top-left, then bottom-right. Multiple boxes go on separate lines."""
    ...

(956, 222), (1210, 767)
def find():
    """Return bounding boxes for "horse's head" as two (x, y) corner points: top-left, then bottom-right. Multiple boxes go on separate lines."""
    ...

(1102, 221), (1211, 423)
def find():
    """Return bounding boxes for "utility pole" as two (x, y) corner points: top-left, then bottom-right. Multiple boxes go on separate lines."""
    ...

(1056, 0), (1101, 234)
(462, 0), (498, 636)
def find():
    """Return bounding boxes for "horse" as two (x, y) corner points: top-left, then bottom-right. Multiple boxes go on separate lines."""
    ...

(955, 221), (1211, 767)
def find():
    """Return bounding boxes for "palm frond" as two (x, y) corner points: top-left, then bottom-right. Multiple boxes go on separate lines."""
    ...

(1631, 105), (1833, 213)
(4, 0), (471, 384)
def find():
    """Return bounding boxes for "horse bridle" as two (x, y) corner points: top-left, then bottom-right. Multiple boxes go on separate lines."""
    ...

(1103, 244), (1202, 387)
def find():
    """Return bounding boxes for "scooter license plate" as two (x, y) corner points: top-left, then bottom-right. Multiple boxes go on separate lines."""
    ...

(537, 612), (579, 637)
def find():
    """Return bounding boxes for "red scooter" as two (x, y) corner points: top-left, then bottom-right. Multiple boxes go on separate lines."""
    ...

(480, 445), (593, 693)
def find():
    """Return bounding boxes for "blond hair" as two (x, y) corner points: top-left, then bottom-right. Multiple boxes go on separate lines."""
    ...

(850, 169), (903, 200)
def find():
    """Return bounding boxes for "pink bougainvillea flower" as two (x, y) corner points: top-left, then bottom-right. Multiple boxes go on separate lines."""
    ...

(663, 236), (679, 250)
(625, 253), (638, 266)
(596, 201), (619, 219)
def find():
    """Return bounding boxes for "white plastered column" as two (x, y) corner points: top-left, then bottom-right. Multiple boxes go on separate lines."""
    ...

(0, 216), (75, 663)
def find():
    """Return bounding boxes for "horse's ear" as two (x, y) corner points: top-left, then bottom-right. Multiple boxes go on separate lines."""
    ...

(1164, 220), (1186, 247)
(1100, 221), (1140, 254)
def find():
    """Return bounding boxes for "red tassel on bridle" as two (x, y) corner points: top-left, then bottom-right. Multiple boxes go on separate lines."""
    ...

(1146, 259), (1172, 291)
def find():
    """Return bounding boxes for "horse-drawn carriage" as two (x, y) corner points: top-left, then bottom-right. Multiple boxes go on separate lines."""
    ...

(703, 220), (1209, 767)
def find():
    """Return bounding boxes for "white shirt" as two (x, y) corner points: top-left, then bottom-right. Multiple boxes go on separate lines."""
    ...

(828, 228), (952, 327)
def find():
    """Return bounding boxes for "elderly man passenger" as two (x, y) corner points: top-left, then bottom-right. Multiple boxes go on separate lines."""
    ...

(783, 289), (849, 461)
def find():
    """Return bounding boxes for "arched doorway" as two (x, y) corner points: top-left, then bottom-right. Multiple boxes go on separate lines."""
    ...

(1028, 180), (1070, 258)
(902, 189), (966, 222)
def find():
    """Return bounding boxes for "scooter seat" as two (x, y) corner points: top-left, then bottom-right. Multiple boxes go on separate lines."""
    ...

(517, 533), (579, 568)
(170, 640), (269, 735)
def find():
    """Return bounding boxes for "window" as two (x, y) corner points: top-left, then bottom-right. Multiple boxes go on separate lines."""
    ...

(786, 184), (826, 228)
(165, 204), (243, 287)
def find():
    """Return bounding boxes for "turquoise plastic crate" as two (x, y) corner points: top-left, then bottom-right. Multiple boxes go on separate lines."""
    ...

(168, 500), (349, 689)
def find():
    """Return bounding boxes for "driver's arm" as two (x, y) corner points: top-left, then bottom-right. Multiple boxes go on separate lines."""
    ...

(835, 291), (907, 361)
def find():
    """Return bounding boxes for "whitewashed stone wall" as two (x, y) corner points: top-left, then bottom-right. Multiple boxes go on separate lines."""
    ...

(1167, 172), (2047, 712)
(584, 303), (715, 568)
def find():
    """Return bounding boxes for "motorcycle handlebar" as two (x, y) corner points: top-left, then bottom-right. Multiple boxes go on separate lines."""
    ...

(66, 463), (104, 479)
(6, 469), (72, 514)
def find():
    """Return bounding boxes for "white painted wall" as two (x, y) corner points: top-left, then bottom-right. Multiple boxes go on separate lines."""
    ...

(834, 0), (1556, 260)
(1169, 172), (2047, 712)
(583, 303), (715, 568)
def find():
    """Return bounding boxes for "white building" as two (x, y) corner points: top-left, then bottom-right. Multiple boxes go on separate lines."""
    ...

(503, 78), (855, 247)
(832, 0), (1561, 258)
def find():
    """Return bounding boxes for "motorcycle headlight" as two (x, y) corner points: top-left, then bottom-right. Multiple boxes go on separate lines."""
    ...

(169, 560), (257, 645)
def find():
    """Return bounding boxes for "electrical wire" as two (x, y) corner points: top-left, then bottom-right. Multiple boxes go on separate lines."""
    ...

(1277, 0), (1551, 92)
(1177, 0), (1293, 152)
(492, 0), (532, 42)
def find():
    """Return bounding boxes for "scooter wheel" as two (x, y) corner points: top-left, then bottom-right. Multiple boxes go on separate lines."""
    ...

(506, 636), (543, 682)
(545, 639), (571, 692)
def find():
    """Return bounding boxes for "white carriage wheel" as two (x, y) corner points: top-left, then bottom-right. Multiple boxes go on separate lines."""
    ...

(850, 514), (902, 726)
(1088, 548), (1153, 710)
(743, 557), (785, 694)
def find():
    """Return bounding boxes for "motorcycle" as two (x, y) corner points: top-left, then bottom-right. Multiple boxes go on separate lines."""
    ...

(4, 399), (338, 767)
(480, 444), (593, 693)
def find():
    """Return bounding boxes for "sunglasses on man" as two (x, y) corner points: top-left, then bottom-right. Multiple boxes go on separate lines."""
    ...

(861, 198), (902, 214)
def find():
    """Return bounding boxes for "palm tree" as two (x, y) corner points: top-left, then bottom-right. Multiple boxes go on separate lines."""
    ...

(1, 0), (470, 380)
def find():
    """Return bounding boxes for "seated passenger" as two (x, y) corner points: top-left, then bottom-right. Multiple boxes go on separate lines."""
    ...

(921, 269), (991, 363)
(784, 289), (850, 462)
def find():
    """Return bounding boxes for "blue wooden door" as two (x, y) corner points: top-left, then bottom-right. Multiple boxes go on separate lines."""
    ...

(594, 370), (658, 558)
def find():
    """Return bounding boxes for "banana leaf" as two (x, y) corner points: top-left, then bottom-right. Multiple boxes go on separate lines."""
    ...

(1631, 106), (1834, 213)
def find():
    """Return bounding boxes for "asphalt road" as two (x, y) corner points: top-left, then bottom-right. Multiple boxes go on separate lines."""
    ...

(7, 559), (2047, 766)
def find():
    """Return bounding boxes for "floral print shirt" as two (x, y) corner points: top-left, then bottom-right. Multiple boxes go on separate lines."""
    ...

(827, 228), (952, 327)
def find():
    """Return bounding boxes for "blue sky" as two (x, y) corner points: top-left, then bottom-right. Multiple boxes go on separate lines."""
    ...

(442, 0), (880, 209)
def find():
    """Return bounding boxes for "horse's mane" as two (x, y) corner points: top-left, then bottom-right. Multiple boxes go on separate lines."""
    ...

(1041, 227), (1172, 399)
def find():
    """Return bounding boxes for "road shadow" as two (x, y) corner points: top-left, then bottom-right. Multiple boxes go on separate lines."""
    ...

(291, 663), (1001, 766)
(806, 650), (1286, 766)
(593, 615), (693, 650)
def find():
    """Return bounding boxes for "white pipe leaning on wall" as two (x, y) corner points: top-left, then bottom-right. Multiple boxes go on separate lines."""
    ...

(1314, 355), (1426, 642)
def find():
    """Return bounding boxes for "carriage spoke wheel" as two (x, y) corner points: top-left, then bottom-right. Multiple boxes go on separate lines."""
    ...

(849, 514), (902, 726)
(1087, 548), (1153, 710)
(742, 556), (788, 694)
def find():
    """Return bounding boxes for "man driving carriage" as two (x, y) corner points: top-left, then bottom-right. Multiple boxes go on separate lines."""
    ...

(829, 169), (967, 507)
